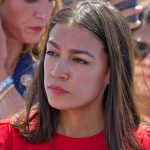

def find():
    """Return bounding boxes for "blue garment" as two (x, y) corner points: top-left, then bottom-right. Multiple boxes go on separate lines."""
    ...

(12, 53), (36, 97)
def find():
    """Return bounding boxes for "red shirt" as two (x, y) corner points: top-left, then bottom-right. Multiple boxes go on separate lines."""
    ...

(0, 123), (149, 150)
(0, 123), (105, 150)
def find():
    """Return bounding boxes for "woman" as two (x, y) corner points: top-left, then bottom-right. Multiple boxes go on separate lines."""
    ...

(0, 0), (62, 118)
(133, 6), (150, 124)
(0, 0), (149, 149)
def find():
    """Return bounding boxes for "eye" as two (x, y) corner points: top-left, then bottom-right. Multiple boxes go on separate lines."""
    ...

(49, 0), (54, 2)
(73, 58), (89, 65)
(46, 50), (58, 56)
(25, 0), (54, 3)
(25, 0), (38, 3)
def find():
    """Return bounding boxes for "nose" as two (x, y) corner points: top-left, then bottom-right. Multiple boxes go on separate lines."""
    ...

(142, 52), (150, 66)
(51, 59), (70, 80)
(34, 1), (54, 23)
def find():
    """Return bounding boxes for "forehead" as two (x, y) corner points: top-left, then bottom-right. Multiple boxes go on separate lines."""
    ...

(50, 23), (96, 39)
(49, 23), (104, 51)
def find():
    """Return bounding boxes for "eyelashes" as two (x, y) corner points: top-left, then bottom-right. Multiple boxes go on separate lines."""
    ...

(25, 0), (38, 3)
(72, 58), (89, 64)
(46, 50), (89, 65)
(25, 0), (54, 3)
(46, 50), (58, 56)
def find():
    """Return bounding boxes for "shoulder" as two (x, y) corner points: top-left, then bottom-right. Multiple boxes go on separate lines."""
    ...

(0, 121), (14, 138)
(0, 122), (15, 149)
(136, 125), (150, 149)
(0, 122), (27, 149)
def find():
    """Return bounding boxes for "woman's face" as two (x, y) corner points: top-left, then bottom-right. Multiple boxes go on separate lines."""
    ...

(0, 0), (55, 44)
(44, 23), (109, 111)
(134, 23), (150, 99)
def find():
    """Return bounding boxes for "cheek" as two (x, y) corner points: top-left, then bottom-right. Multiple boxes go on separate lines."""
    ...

(47, 3), (55, 18)
(1, 8), (25, 31)
(44, 59), (50, 81)
(73, 70), (107, 98)
(6, 3), (25, 18)
(44, 58), (55, 85)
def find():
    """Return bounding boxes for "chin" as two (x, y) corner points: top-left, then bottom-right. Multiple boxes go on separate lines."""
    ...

(22, 35), (42, 44)
(25, 39), (40, 44)
(49, 103), (67, 110)
(48, 100), (72, 111)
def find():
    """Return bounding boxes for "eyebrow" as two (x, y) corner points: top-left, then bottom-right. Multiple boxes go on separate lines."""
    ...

(48, 39), (59, 49)
(70, 49), (95, 59)
(48, 39), (95, 59)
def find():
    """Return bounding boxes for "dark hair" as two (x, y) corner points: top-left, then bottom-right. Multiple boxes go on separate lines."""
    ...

(13, 0), (140, 149)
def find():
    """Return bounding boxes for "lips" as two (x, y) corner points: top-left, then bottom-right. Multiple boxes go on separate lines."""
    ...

(28, 26), (43, 32)
(47, 85), (69, 95)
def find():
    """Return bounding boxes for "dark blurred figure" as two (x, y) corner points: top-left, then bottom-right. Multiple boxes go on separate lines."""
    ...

(133, 6), (150, 125)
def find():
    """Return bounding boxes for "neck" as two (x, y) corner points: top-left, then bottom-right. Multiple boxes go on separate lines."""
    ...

(4, 34), (24, 75)
(57, 104), (104, 138)
(135, 95), (150, 124)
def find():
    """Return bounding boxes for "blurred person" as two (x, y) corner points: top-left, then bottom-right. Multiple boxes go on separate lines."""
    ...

(140, 0), (150, 10)
(109, 0), (143, 29)
(0, 1), (149, 149)
(0, 0), (62, 119)
(133, 6), (150, 124)
(62, 0), (143, 29)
